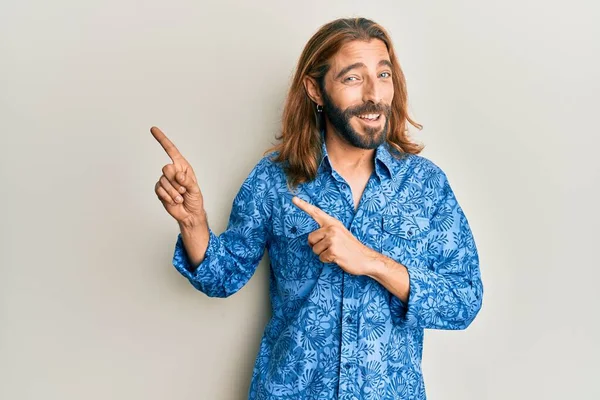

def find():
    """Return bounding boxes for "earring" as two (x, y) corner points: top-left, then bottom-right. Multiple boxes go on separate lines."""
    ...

(316, 104), (323, 113)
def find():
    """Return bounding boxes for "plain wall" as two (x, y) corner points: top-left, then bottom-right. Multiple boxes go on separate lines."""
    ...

(1, 0), (598, 398)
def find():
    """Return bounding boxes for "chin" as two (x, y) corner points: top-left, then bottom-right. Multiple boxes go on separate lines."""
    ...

(356, 124), (386, 139)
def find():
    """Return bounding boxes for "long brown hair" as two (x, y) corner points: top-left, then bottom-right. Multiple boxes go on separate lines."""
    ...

(265, 17), (424, 188)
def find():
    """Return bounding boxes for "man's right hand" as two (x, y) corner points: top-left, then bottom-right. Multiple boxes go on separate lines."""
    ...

(151, 126), (205, 227)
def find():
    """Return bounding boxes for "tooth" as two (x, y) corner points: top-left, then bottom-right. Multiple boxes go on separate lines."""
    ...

(358, 114), (380, 119)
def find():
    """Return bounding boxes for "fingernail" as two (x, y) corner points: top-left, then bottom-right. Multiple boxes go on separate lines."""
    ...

(179, 187), (186, 193)
(176, 196), (182, 202)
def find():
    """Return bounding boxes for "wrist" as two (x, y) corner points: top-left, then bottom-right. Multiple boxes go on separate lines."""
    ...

(178, 211), (207, 231)
(362, 247), (387, 279)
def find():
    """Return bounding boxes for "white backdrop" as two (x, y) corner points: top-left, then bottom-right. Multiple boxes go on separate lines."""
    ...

(1, 0), (598, 399)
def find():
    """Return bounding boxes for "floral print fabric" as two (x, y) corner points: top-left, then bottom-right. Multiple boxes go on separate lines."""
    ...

(172, 138), (483, 399)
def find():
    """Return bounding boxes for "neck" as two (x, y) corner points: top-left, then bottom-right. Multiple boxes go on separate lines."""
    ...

(323, 124), (375, 177)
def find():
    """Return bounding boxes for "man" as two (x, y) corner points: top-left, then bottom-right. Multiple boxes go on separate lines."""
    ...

(153, 17), (483, 400)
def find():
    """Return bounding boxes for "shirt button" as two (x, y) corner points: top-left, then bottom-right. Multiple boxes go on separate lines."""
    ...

(345, 315), (353, 323)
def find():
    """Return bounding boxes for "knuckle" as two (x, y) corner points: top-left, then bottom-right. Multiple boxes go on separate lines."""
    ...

(162, 164), (174, 176)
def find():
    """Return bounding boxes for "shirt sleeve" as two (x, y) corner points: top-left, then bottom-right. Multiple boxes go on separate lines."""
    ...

(390, 165), (484, 330)
(171, 157), (273, 298)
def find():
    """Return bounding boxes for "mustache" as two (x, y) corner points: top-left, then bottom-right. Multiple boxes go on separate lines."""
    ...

(346, 102), (391, 116)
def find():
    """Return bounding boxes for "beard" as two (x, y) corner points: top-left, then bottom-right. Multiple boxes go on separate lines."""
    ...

(321, 88), (391, 150)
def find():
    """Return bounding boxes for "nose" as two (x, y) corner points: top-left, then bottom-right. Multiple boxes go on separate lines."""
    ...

(362, 76), (382, 105)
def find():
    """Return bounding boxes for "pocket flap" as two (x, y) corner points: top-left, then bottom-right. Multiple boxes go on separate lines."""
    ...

(283, 212), (319, 239)
(382, 215), (430, 239)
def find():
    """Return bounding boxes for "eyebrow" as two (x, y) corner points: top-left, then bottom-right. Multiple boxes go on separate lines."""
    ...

(334, 59), (393, 80)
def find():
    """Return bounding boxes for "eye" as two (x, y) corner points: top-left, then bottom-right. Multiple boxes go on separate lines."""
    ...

(344, 76), (359, 82)
(379, 72), (392, 78)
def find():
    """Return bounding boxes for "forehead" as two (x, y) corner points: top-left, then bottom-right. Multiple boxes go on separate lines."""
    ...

(329, 39), (390, 71)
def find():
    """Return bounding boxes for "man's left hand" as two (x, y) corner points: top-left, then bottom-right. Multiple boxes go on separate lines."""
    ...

(292, 196), (381, 276)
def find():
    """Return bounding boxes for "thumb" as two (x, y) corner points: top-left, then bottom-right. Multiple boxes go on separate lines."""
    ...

(177, 171), (200, 194)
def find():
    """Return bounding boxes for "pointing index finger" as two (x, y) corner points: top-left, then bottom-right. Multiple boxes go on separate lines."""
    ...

(150, 126), (185, 162)
(292, 196), (334, 227)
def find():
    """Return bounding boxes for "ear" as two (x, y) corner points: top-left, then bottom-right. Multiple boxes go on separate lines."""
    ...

(303, 76), (323, 106)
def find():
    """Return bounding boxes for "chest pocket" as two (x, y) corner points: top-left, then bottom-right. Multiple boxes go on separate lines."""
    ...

(380, 214), (431, 267)
(271, 211), (320, 282)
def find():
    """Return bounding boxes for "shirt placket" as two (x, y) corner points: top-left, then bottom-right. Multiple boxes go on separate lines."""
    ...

(334, 172), (379, 398)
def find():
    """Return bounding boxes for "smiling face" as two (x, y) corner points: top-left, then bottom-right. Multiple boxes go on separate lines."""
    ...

(310, 39), (395, 149)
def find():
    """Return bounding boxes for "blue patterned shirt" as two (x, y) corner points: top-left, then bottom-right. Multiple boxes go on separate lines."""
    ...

(172, 136), (484, 399)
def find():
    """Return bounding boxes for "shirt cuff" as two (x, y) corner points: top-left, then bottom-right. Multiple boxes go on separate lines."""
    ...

(172, 229), (217, 281)
(393, 262), (431, 329)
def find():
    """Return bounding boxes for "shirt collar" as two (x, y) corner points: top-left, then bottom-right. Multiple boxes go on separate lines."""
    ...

(317, 129), (399, 181)
(317, 129), (332, 174)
